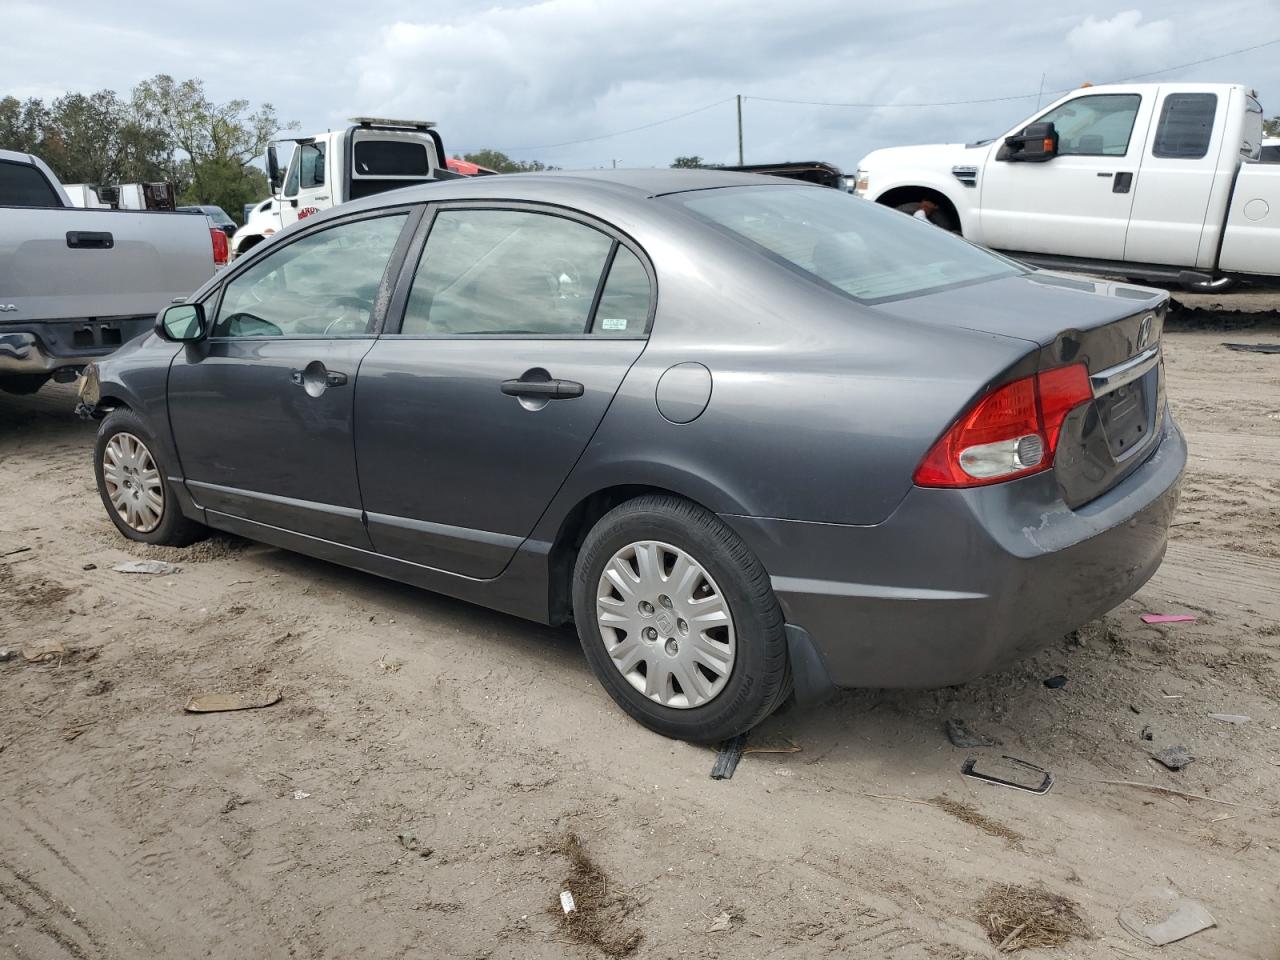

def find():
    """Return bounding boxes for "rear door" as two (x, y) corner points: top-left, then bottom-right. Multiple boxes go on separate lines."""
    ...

(979, 91), (1152, 259)
(355, 203), (654, 578)
(168, 208), (417, 546)
(1123, 89), (1228, 267)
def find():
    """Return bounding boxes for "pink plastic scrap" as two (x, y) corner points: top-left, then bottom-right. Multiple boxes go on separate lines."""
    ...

(1141, 614), (1197, 624)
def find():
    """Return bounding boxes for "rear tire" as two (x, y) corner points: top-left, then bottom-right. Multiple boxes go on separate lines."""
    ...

(572, 495), (790, 742)
(94, 409), (207, 546)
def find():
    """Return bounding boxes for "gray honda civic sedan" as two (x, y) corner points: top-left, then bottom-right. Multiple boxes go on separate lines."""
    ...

(79, 169), (1185, 742)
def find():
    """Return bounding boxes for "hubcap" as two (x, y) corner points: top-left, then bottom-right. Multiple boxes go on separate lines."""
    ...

(102, 432), (163, 533)
(595, 540), (736, 709)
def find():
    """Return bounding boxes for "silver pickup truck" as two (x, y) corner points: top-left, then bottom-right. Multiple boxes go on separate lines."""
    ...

(0, 149), (222, 394)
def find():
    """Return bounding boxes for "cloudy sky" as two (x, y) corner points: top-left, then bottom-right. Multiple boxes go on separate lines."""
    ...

(4, 0), (1280, 170)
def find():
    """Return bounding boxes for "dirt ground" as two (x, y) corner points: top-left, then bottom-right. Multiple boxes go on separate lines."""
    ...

(2, 293), (1279, 960)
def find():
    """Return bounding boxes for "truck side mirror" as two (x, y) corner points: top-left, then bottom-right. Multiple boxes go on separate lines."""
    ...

(156, 302), (207, 342)
(998, 122), (1059, 162)
(267, 143), (282, 193)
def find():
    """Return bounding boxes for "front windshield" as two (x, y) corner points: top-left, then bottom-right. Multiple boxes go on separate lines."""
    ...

(672, 185), (1019, 303)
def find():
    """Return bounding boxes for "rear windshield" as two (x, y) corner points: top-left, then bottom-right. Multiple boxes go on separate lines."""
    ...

(0, 159), (63, 207)
(672, 186), (1018, 303)
(353, 140), (430, 177)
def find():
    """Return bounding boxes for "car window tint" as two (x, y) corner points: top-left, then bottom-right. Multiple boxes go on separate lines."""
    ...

(1152, 93), (1217, 159)
(212, 214), (406, 338)
(299, 142), (326, 188)
(591, 246), (650, 336)
(676, 185), (1018, 303)
(1033, 94), (1141, 156)
(0, 160), (63, 207)
(401, 209), (613, 336)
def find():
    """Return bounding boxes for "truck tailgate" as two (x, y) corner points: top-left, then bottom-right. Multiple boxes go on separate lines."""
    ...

(0, 207), (216, 323)
(1219, 162), (1280, 276)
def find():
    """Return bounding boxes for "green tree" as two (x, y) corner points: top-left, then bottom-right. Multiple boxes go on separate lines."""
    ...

(0, 96), (48, 154)
(461, 149), (547, 173)
(131, 74), (295, 216)
(670, 156), (704, 168)
(1265, 115), (1280, 138)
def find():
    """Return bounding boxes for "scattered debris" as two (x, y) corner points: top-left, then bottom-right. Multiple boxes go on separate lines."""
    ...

(1222, 341), (1280, 354)
(744, 736), (801, 755)
(1207, 713), (1250, 725)
(1152, 746), (1194, 771)
(946, 718), (999, 748)
(1062, 776), (1239, 807)
(0, 546), (32, 558)
(113, 559), (182, 575)
(1140, 725), (1154, 741)
(710, 732), (749, 780)
(375, 653), (404, 673)
(1129, 703), (1141, 714)
(1119, 887), (1216, 946)
(62, 722), (95, 742)
(1141, 613), (1196, 625)
(1043, 674), (1069, 689)
(21, 639), (65, 663)
(0, 647), (16, 662)
(219, 796), (248, 814)
(292, 790), (310, 800)
(397, 834), (433, 858)
(930, 795), (1024, 845)
(184, 689), (282, 713)
(560, 890), (577, 914)
(551, 832), (642, 957)
(705, 910), (733, 933)
(975, 883), (1090, 952)
(82, 562), (96, 570)
(962, 755), (1053, 795)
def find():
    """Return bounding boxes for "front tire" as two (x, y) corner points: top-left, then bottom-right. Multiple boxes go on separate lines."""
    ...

(572, 495), (789, 742)
(94, 409), (207, 546)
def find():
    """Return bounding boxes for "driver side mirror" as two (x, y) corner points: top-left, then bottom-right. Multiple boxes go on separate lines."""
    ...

(998, 122), (1059, 162)
(267, 143), (282, 194)
(156, 302), (206, 342)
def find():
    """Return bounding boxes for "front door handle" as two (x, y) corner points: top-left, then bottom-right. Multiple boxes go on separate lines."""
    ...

(500, 378), (584, 399)
(290, 362), (347, 397)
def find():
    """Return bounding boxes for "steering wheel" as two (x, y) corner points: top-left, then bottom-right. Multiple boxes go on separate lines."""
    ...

(550, 258), (583, 298)
(318, 295), (373, 335)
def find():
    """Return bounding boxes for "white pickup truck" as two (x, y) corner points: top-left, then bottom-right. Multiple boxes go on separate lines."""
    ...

(854, 83), (1279, 288)
(0, 149), (223, 394)
(230, 117), (452, 257)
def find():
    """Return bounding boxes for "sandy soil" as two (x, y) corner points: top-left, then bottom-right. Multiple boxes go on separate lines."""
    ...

(1, 303), (1278, 960)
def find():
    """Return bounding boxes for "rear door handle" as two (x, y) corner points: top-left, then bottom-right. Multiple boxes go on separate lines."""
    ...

(500, 378), (584, 399)
(1113, 172), (1133, 194)
(66, 231), (114, 249)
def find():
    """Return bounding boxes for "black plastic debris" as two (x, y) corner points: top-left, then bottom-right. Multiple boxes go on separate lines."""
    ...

(1141, 725), (1154, 741)
(1152, 746), (1194, 771)
(711, 732), (749, 780)
(946, 718), (999, 748)
(1222, 342), (1280, 354)
(1043, 675), (1069, 689)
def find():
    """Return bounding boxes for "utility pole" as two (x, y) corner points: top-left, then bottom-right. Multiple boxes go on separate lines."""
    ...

(736, 95), (744, 165)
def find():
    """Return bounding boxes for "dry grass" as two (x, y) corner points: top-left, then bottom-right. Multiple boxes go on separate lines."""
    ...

(550, 832), (643, 957)
(975, 884), (1091, 952)
(930, 796), (1024, 846)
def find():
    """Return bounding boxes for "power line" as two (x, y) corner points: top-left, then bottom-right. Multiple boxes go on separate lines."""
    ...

(745, 36), (1280, 109)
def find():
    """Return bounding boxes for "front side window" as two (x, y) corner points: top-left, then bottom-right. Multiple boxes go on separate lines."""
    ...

(282, 149), (300, 198)
(299, 142), (326, 188)
(401, 209), (617, 336)
(1153, 94), (1217, 159)
(674, 185), (1018, 303)
(1033, 94), (1141, 156)
(212, 214), (407, 338)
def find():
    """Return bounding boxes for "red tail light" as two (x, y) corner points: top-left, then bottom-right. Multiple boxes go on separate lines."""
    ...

(210, 227), (229, 266)
(914, 364), (1091, 488)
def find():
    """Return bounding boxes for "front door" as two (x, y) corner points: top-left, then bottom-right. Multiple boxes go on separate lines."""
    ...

(168, 209), (414, 546)
(979, 90), (1153, 260)
(355, 205), (654, 578)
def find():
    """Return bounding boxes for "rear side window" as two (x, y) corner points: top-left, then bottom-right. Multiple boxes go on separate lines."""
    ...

(1153, 94), (1217, 159)
(592, 247), (651, 336)
(675, 185), (1017, 303)
(400, 209), (617, 336)
(0, 160), (62, 207)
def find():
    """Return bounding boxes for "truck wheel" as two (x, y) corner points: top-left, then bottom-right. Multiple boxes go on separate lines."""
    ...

(571, 494), (790, 743)
(94, 409), (207, 546)
(896, 201), (959, 233)
(0, 374), (50, 395)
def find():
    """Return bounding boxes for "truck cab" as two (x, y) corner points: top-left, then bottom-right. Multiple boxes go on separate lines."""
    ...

(269, 118), (448, 230)
(855, 83), (1279, 287)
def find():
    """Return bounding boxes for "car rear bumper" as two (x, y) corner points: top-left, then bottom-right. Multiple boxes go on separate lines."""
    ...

(723, 416), (1186, 690)
(0, 317), (153, 376)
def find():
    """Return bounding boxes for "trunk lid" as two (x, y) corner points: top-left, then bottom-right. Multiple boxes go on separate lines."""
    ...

(878, 270), (1169, 506)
